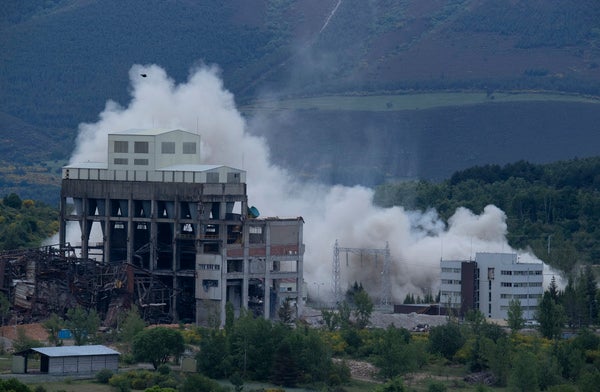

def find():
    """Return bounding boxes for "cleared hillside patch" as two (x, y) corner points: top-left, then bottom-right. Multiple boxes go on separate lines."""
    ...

(244, 92), (600, 112)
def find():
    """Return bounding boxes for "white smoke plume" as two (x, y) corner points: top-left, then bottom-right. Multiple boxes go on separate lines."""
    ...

(69, 64), (546, 303)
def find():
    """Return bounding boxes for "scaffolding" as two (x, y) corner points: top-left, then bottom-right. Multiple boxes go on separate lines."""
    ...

(332, 240), (391, 308)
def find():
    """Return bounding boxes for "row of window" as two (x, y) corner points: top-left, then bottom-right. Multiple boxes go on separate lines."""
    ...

(500, 305), (538, 311)
(114, 141), (197, 154)
(501, 282), (543, 287)
(441, 279), (461, 285)
(440, 290), (461, 297)
(500, 293), (543, 299)
(441, 267), (461, 273)
(198, 264), (220, 270)
(500, 269), (543, 276)
(114, 158), (149, 165)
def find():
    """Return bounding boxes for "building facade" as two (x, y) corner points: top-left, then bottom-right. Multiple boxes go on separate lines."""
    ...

(59, 129), (304, 326)
(440, 252), (543, 320)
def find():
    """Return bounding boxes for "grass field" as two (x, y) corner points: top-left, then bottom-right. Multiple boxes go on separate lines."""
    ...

(243, 91), (600, 112)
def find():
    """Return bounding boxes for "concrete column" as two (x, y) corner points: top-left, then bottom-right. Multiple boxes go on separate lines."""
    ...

(171, 198), (180, 322)
(296, 220), (304, 319)
(59, 196), (66, 251)
(104, 195), (110, 264)
(150, 199), (157, 271)
(264, 223), (271, 319)
(127, 195), (133, 264)
(81, 197), (89, 259)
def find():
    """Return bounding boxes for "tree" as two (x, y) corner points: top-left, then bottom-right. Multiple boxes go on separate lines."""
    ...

(537, 291), (566, 340)
(428, 322), (465, 360)
(197, 329), (231, 379)
(65, 306), (100, 345)
(353, 289), (373, 329)
(271, 339), (300, 387)
(42, 313), (64, 346)
(12, 326), (43, 352)
(180, 374), (228, 392)
(374, 326), (420, 379)
(119, 307), (145, 344)
(507, 298), (524, 332)
(508, 349), (539, 392)
(132, 327), (184, 370)
(277, 297), (294, 325)
(0, 378), (31, 392)
(374, 376), (406, 392)
(225, 301), (234, 334)
(3, 193), (22, 209)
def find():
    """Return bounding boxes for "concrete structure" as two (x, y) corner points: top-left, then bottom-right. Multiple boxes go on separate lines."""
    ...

(59, 129), (304, 326)
(440, 252), (543, 320)
(13, 345), (119, 374)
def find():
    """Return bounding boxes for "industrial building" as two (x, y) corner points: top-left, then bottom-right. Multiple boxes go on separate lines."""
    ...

(440, 252), (543, 320)
(59, 128), (304, 326)
(13, 345), (120, 374)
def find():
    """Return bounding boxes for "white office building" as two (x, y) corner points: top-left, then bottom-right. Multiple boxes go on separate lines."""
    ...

(440, 252), (543, 320)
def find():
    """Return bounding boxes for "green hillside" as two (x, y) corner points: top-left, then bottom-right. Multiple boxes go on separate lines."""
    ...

(375, 157), (600, 270)
(1, 0), (600, 207)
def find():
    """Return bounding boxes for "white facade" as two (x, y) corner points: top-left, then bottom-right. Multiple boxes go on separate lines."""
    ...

(440, 260), (463, 309)
(476, 252), (543, 320)
(62, 129), (246, 184)
(439, 252), (543, 320)
(108, 129), (201, 170)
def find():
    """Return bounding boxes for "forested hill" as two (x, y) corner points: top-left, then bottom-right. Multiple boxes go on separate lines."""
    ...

(1, 0), (599, 131)
(1, 0), (600, 206)
(374, 157), (600, 272)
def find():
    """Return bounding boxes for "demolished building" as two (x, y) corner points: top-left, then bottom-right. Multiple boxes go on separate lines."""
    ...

(3, 128), (305, 326)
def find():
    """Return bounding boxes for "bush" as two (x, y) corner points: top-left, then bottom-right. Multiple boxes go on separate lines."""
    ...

(96, 368), (114, 384)
(427, 380), (447, 392)
(157, 364), (171, 375)
(109, 373), (131, 392)
(120, 353), (135, 364)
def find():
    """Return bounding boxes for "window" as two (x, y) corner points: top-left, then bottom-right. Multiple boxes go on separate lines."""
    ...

(134, 141), (149, 153)
(161, 142), (175, 154)
(114, 141), (128, 153)
(206, 172), (219, 183)
(227, 172), (240, 183)
(202, 279), (219, 292)
(249, 226), (263, 234)
(114, 158), (128, 165)
(134, 159), (148, 165)
(182, 142), (196, 154)
(198, 264), (220, 270)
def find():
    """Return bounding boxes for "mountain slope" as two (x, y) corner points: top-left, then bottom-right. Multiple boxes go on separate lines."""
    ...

(1, 0), (600, 205)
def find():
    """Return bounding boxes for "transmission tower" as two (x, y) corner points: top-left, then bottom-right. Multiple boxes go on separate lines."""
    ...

(332, 240), (391, 308)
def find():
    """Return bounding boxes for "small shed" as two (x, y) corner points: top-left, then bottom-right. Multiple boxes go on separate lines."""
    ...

(13, 345), (120, 374)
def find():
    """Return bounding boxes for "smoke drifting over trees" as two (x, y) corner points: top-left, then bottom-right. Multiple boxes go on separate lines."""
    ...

(70, 64), (543, 302)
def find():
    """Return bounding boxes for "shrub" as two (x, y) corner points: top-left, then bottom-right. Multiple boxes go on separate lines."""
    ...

(109, 373), (131, 392)
(96, 368), (114, 384)
(157, 364), (171, 375)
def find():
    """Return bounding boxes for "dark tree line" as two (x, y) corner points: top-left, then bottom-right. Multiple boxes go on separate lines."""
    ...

(374, 157), (600, 272)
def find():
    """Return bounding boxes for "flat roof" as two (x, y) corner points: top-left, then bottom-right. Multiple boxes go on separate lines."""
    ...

(63, 162), (107, 169)
(158, 164), (223, 172)
(30, 345), (120, 357)
(109, 128), (197, 136)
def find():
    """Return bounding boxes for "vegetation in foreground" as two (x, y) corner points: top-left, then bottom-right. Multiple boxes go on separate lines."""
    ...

(8, 282), (597, 392)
